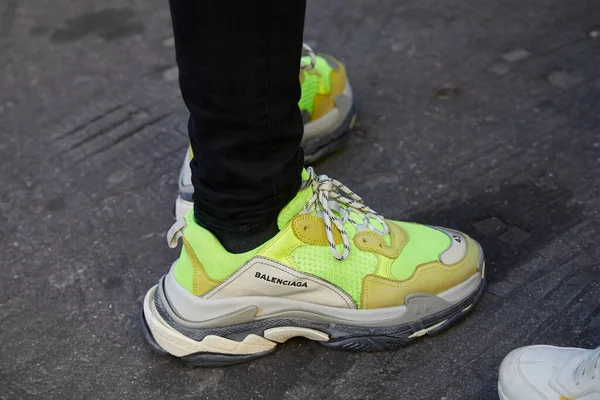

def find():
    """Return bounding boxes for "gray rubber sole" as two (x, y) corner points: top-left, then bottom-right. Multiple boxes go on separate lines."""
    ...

(139, 272), (485, 366)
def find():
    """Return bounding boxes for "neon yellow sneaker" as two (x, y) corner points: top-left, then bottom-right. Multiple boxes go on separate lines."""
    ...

(174, 44), (356, 218)
(141, 168), (485, 366)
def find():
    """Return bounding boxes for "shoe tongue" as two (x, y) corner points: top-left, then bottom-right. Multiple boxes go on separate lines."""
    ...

(277, 169), (313, 229)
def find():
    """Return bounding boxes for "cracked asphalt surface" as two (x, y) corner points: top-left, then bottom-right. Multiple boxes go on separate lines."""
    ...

(1, 0), (598, 399)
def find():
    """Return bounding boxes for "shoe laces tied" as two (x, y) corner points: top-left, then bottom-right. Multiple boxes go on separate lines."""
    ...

(300, 43), (317, 70)
(303, 167), (389, 261)
(574, 347), (600, 385)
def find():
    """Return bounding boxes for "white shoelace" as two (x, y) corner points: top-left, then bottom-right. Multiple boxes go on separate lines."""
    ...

(575, 347), (600, 385)
(303, 167), (389, 261)
(300, 43), (317, 70)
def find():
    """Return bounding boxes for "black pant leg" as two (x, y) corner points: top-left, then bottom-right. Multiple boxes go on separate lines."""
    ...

(168, 0), (306, 235)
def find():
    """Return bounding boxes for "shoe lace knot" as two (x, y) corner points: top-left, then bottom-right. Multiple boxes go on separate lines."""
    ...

(574, 347), (600, 385)
(303, 167), (388, 261)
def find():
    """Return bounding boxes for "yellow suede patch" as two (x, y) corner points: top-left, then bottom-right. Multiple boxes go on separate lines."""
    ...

(311, 92), (335, 120)
(360, 237), (480, 309)
(310, 66), (347, 121)
(182, 237), (220, 296)
(292, 214), (343, 246)
(329, 66), (347, 97)
(354, 221), (408, 259)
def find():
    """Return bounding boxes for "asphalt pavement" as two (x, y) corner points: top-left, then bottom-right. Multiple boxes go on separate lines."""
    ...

(0, 0), (598, 399)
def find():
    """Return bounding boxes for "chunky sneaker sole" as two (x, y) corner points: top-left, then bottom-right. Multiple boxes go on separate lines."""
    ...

(174, 80), (356, 219)
(140, 256), (485, 367)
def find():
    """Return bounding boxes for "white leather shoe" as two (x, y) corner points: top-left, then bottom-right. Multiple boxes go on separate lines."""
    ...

(498, 345), (600, 400)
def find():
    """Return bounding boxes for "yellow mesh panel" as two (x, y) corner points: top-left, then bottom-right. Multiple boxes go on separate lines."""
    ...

(291, 241), (377, 308)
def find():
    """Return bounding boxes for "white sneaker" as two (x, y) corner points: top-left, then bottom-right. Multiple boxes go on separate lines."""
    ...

(498, 345), (600, 400)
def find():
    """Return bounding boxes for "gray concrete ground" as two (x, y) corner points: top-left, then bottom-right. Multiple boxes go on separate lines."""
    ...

(0, 0), (599, 399)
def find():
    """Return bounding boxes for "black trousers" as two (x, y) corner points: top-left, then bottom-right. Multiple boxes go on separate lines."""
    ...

(168, 0), (306, 235)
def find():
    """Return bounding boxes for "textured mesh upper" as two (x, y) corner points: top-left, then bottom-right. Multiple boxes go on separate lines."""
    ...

(292, 242), (377, 307)
(290, 223), (377, 307)
(291, 244), (377, 308)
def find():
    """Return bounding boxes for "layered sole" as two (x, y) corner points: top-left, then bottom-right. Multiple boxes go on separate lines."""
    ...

(139, 263), (485, 367)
